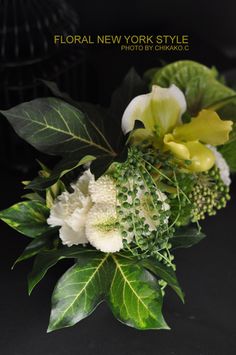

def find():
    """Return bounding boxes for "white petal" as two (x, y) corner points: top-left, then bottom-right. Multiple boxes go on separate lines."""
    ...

(207, 145), (231, 186)
(66, 195), (92, 231)
(47, 170), (94, 229)
(122, 93), (150, 134)
(71, 169), (94, 195)
(47, 192), (70, 227)
(121, 84), (186, 136)
(59, 224), (88, 247)
(85, 204), (123, 252)
(89, 175), (117, 204)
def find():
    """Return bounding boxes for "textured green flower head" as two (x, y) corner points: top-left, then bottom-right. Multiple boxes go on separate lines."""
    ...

(122, 84), (233, 172)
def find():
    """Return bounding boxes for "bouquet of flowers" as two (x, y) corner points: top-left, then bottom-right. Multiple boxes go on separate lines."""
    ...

(1, 60), (235, 331)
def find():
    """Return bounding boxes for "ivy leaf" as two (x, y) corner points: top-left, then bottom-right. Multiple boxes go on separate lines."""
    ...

(47, 251), (110, 332)
(107, 254), (169, 330)
(0, 201), (50, 238)
(170, 227), (206, 249)
(141, 258), (184, 303)
(28, 246), (95, 294)
(21, 192), (45, 203)
(0, 97), (115, 158)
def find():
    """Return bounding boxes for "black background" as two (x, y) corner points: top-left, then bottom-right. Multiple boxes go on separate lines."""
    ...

(0, 0), (236, 354)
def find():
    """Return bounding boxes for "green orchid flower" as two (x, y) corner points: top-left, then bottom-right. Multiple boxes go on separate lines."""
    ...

(122, 85), (233, 172)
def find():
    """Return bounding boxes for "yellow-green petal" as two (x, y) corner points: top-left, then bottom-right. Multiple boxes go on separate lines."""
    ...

(183, 141), (215, 172)
(173, 109), (233, 146)
(164, 135), (215, 172)
(122, 84), (186, 137)
(164, 134), (190, 160)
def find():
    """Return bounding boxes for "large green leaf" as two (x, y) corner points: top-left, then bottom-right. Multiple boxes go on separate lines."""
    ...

(12, 234), (52, 268)
(107, 254), (169, 330)
(48, 251), (110, 332)
(40, 80), (79, 108)
(41, 79), (123, 151)
(27, 154), (95, 191)
(109, 68), (147, 150)
(28, 246), (95, 294)
(150, 60), (215, 88)
(46, 251), (168, 332)
(219, 134), (236, 172)
(141, 258), (184, 302)
(110, 67), (147, 121)
(0, 97), (115, 157)
(150, 60), (236, 119)
(0, 201), (50, 238)
(170, 227), (206, 249)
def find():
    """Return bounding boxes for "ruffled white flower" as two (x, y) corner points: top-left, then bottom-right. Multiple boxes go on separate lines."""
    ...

(207, 145), (231, 186)
(86, 204), (123, 252)
(47, 170), (93, 246)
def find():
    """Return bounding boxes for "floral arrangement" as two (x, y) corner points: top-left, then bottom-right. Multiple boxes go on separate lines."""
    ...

(1, 60), (235, 332)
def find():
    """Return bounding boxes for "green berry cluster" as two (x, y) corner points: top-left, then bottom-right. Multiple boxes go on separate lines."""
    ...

(190, 166), (230, 221)
(110, 147), (174, 263)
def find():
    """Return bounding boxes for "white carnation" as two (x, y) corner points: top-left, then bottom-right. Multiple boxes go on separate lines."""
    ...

(47, 170), (93, 247)
(207, 145), (231, 186)
(47, 170), (120, 251)
(86, 204), (123, 252)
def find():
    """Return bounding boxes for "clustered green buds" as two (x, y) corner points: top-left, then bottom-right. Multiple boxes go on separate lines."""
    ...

(190, 166), (230, 221)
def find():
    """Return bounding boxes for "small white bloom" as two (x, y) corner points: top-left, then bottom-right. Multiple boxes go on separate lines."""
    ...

(47, 170), (93, 246)
(207, 145), (231, 186)
(89, 175), (117, 204)
(86, 204), (123, 252)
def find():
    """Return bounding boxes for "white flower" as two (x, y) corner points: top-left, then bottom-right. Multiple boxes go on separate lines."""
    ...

(89, 175), (117, 204)
(207, 145), (231, 186)
(121, 84), (186, 136)
(47, 170), (93, 247)
(47, 170), (121, 251)
(85, 204), (123, 252)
